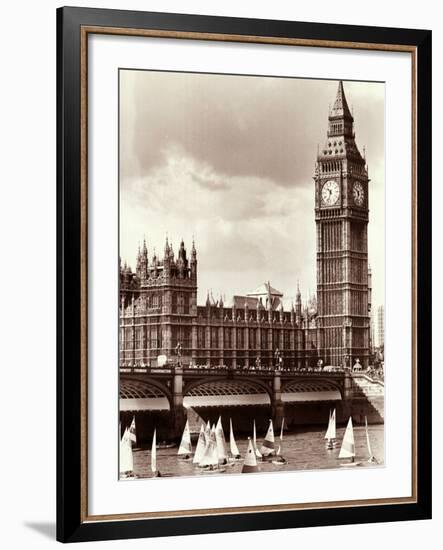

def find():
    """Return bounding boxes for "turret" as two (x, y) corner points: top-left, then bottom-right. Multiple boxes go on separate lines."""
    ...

(136, 238), (149, 285)
(152, 249), (158, 278)
(190, 239), (197, 280)
(295, 281), (302, 324)
(163, 236), (171, 279)
(219, 295), (224, 319)
(176, 241), (184, 278)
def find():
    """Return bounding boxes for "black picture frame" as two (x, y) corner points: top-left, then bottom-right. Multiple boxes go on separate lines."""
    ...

(57, 6), (432, 543)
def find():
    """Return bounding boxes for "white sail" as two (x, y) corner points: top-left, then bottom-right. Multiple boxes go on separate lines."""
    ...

(324, 409), (332, 439)
(178, 420), (193, 456)
(276, 418), (284, 456)
(242, 438), (259, 473)
(229, 418), (241, 458)
(193, 424), (207, 464)
(199, 428), (218, 467)
(128, 416), (137, 443)
(151, 429), (157, 473)
(119, 430), (133, 474)
(260, 419), (276, 456)
(330, 409), (336, 440)
(215, 416), (228, 461)
(339, 417), (355, 459)
(365, 416), (373, 458)
(253, 420), (262, 458)
(204, 420), (211, 443)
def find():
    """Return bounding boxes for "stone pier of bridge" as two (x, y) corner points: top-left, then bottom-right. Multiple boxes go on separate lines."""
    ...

(120, 365), (384, 442)
(170, 366), (287, 438)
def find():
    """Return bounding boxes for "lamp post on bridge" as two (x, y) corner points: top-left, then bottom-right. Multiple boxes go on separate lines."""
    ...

(272, 348), (284, 430)
(175, 342), (182, 368)
(172, 341), (185, 439)
(274, 348), (283, 371)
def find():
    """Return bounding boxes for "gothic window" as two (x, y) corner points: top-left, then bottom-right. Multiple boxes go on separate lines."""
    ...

(197, 327), (205, 348)
(211, 328), (218, 349)
(182, 327), (191, 349)
(236, 328), (244, 349)
(249, 328), (256, 350)
(125, 328), (133, 350)
(135, 327), (142, 349)
(183, 294), (190, 314)
(224, 327), (232, 349)
(284, 330), (290, 349)
(261, 329), (268, 350)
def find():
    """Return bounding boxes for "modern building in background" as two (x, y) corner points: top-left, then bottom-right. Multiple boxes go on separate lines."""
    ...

(119, 82), (372, 370)
(377, 305), (385, 348)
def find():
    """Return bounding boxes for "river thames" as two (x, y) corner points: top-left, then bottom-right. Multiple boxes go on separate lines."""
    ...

(129, 423), (384, 479)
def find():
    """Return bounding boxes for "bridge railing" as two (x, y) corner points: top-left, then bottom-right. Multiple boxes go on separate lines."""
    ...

(119, 364), (346, 377)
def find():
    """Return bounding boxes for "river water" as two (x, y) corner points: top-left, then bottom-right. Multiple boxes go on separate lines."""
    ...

(130, 424), (384, 479)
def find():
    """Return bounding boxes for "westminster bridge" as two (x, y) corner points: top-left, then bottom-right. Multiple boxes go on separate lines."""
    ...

(119, 365), (384, 442)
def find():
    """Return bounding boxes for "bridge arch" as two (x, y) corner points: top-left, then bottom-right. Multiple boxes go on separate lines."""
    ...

(282, 378), (342, 403)
(183, 377), (272, 408)
(119, 377), (172, 411)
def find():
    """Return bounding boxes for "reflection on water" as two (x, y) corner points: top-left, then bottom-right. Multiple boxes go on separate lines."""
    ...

(130, 424), (384, 480)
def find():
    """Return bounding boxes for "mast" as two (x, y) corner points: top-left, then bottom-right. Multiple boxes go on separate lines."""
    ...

(365, 416), (373, 458)
(229, 418), (241, 458)
(151, 429), (157, 473)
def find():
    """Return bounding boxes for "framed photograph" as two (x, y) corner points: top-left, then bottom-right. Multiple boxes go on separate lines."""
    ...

(57, 6), (432, 543)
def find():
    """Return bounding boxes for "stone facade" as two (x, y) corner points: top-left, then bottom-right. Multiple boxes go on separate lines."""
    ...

(119, 81), (371, 370)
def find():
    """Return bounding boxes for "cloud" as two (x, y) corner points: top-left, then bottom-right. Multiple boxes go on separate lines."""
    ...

(120, 72), (385, 310)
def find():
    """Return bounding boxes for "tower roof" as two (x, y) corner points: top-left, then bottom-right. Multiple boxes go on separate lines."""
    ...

(330, 80), (353, 120)
(247, 282), (283, 298)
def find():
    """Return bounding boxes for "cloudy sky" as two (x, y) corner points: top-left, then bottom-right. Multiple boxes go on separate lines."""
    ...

(119, 70), (384, 312)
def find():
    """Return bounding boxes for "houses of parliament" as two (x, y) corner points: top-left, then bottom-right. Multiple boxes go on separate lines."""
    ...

(119, 81), (372, 370)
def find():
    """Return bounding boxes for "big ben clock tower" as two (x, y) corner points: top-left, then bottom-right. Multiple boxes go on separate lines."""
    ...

(315, 81), (370, 369)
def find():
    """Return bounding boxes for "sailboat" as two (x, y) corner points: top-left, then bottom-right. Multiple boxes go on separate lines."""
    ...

(272, 418), (287, 465)
(242, 437), (259, 473)
(260, 419), (276, 458)
(229, 418), (241, 460)
(215, 416), (228, 465)
(365, 416), (378, 464)
(253, 419), (262, 459)
(338, 417), (361, 466)
(177, 420), (193, 460)
(151, 428), (161, 477)
(193, 424), (207, 465)
(199, 426), (226, 473)
(204, 420), (211, 444)
(325, 409), (337, 449)
(119, 428), (135, 479)
(128, 416), (137, 447)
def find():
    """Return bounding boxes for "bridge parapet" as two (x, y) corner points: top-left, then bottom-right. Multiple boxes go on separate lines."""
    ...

(120, 364), (346, 378)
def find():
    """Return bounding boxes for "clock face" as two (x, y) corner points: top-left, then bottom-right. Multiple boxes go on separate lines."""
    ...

(321, 180), (339, 206)
(353, 181), (365, 206)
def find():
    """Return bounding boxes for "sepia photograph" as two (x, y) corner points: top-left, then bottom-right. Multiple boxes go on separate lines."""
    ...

(118, 70), (385, 480)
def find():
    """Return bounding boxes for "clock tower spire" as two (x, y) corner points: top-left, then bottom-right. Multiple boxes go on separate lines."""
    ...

(314, 80), (370, 368)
